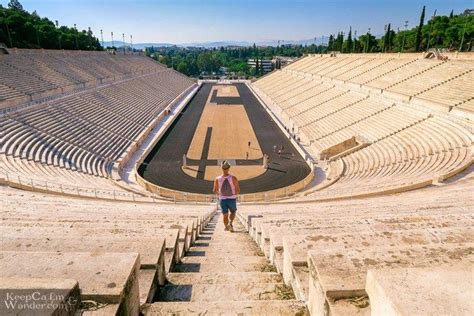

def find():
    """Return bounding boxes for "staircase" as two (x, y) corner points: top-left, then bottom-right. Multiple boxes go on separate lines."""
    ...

(141, 212), (308, 315)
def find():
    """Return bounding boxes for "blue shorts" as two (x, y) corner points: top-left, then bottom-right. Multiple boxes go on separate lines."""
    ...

(219, 198), (237, 214)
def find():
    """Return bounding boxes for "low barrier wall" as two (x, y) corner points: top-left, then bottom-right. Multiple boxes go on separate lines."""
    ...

(135, 162), (315, 203)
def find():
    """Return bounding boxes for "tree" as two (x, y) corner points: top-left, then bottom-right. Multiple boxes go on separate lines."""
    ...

(177, 61), (189, 75)
(8, 0), (24, 11)
(334, 32), (340, 51)
(158, 55), (170, 65)
(383, 23), (393, 52)
(415, 5), (426, 51)
(344, 27), (353, 53)
(449, 10), (454, 19)
(327, 34), (334, 51)
(228, 61), (248, 74)
(0, 3), (102, 50)
(359, 33), (378, 53)
(330, 32), (342, 51)
(143, 10), (471, 78)
(335, 32), (344, 51)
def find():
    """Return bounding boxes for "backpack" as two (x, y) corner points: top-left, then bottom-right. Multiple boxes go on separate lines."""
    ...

(221, 177), (234, 197)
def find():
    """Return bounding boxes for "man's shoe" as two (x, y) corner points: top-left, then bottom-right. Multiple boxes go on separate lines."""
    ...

(228, 224), (234, 232)
(225, 225), (230, 231)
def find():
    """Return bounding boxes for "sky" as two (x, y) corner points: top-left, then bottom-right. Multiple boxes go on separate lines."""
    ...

(2, 0), (472, 44)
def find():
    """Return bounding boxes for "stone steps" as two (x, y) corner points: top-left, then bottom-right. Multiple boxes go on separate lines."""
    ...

(158, 282), (286, 302)
(143, 212), (308, 315)
(236, 173), (473, 315)
(0, 277), (81, 315)
(0, 251), (141, 315)
(0, 235), (167, 269)
(180, 255), (268, 265)
(366, 265), (473, 315)
(139, 269), (158, 305)
(187, 246), (261, 256)
(166, 272), (283, 285)
(193, 239), (262, 247)
(307, 243), (474, 316)
(252, 55), (473, 200)
(1, 52), (195, 195)
(0, 226), (181, 273)
(141, 300), (308, 315)
(0, 188), (218, 314)
(173, 262), (273, 273)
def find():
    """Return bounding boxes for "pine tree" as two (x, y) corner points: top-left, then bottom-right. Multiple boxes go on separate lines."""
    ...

(346, 27), (353, 53)
(336, 32), (341, 51)
(415, 6), (425, 52)
(449, 10), (454, 18)
(328, 35), (334, 51)
(335, 32), (344, 51)
(387, 24), (392, 51)
(383, 23), (392, 52)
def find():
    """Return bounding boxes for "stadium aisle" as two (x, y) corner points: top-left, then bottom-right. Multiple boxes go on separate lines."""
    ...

(141, 212), (308, 315)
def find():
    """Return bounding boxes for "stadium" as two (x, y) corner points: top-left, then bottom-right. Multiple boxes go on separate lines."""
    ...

(0, 1), (473, 315)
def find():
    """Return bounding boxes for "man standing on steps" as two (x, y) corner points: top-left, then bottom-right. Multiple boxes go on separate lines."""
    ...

(213, 160), (240, 232)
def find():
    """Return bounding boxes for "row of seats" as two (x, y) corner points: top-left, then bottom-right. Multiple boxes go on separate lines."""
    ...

(415, 70), (474, 107)
(0, 49), (168, 109)
(328, 117), (471, 194)
(237, 173), (474, 315)
(266, 54), (474, 111)
(0, 185), (215, 314)
(253, 54), (473, 198)
(1, 50), (196, 197)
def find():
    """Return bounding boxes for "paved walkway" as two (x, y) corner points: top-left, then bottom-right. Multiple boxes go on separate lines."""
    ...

(142, 212), (308, 315)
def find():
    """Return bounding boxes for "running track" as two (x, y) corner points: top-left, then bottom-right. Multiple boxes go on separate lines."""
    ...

(138, 83), (311, 194)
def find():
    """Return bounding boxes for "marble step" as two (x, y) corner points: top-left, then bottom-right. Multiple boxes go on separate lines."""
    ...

(180, 255), (267, 265)
(142, 300), (308, 315)
(187, 246), (261, 256)
(173, 262), (273, 273)
(157, 282), (287, 302)
(166, 272), (283, 285)
(366, 266), (473, 316)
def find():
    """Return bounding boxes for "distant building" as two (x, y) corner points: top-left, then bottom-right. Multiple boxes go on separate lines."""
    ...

(248, 59), (273, 73)
(219, 66), (229, 75)
(273, 56), (297, 69)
